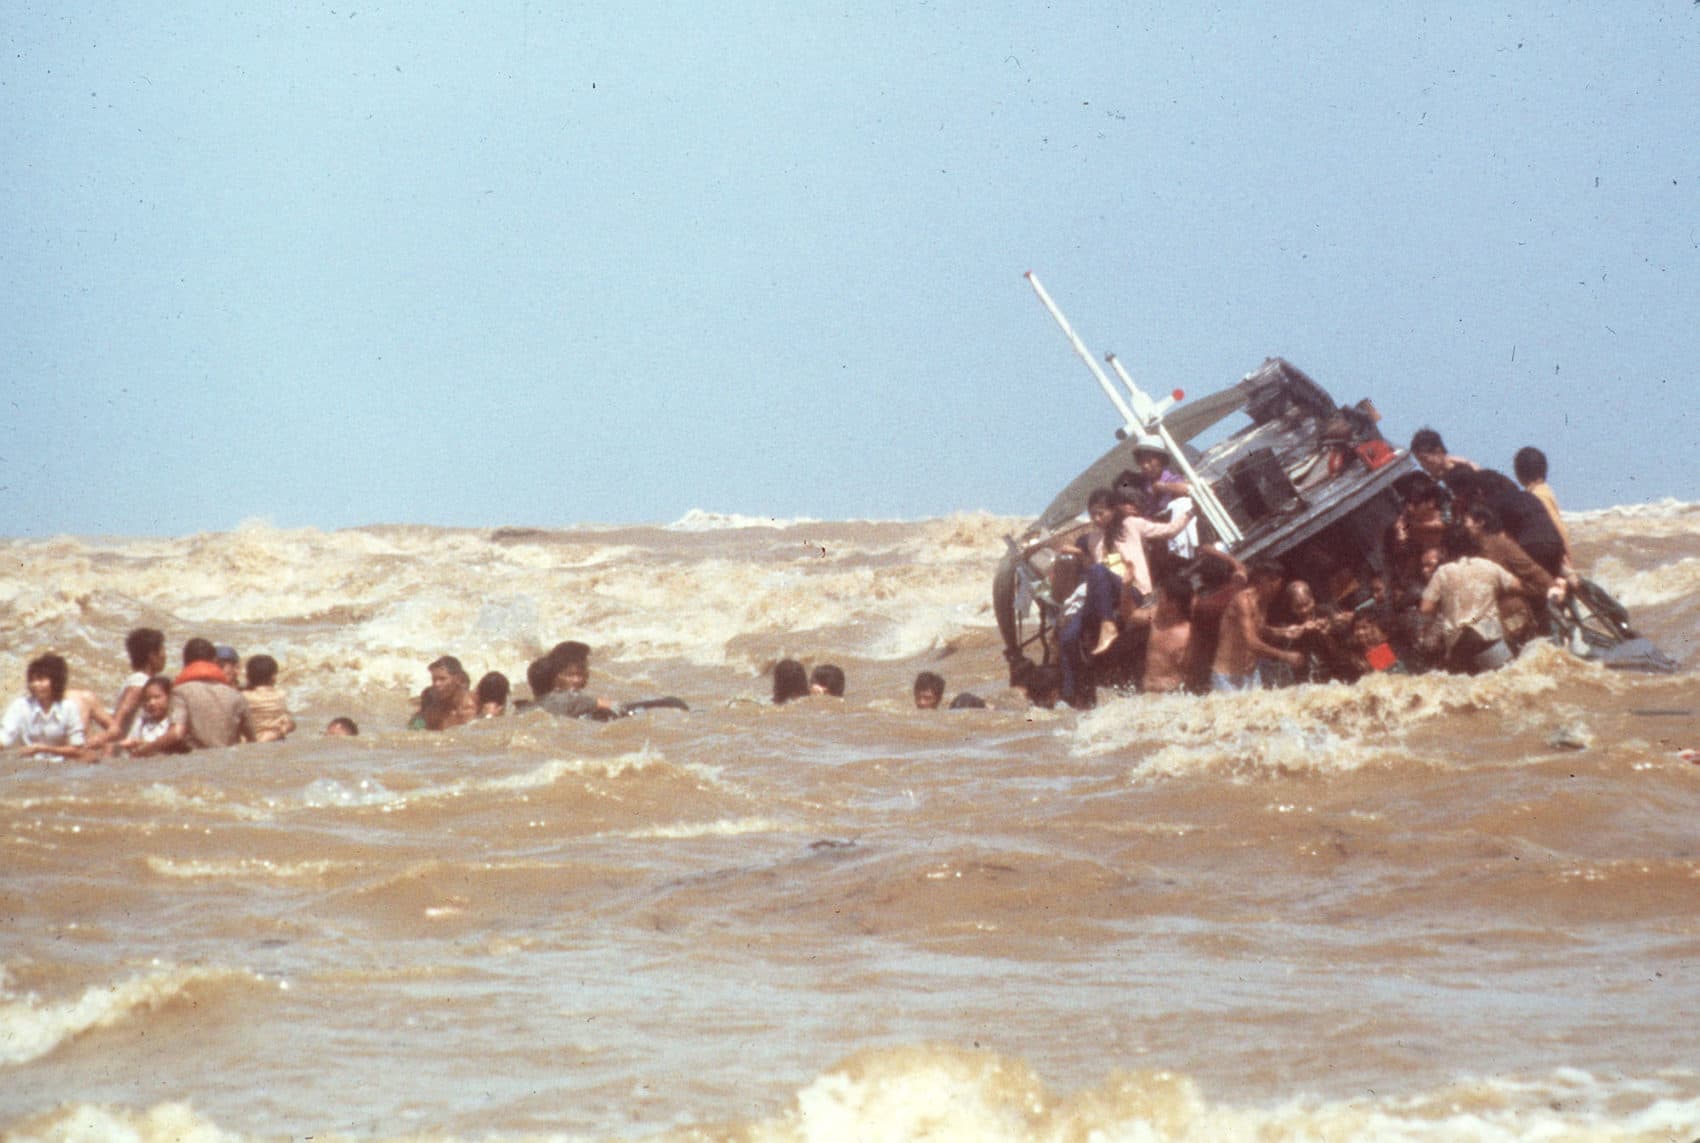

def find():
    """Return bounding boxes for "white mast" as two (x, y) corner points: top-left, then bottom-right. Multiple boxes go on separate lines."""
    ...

(1025, 272), (1244, 546)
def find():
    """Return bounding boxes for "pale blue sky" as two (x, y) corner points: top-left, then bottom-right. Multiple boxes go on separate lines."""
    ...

(3, 3), (1696, 536)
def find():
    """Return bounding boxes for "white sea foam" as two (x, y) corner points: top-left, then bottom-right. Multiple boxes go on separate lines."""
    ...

(145, 856), (346, 880)
(0, 965), (248, 1068)
(743, 1047), (1700, 1143)
(620, 816), (795, 840)
(667, 509), (822, 531)
(1588, 555), (1700, 609)
(296, 750), (672, 813)
(1, 1101), (247, 1143)
(1072, 651), (1574, 778)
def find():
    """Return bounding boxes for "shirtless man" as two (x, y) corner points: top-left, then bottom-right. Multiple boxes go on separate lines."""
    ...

(1135, 574), (1194, 694)
(1211, 562), (1305, 692)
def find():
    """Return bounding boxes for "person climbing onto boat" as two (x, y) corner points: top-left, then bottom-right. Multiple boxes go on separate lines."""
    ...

(1513, 446), (1577, 579)
(1123, 440), (1198, 559)
(1419, 527), (1523, 675)
(1461, 504), (1567, 649)
(1409, 428), (1478, 486)
(1442, 467), (1567, 579)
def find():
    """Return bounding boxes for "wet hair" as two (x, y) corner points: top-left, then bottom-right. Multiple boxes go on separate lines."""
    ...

(326, 716), (360, 736)
(1443, 468), (1480, 501)
(811, 664), (846, 698)
(1393, 471), (1440, 504)
(548, 641), (591, 670)
(1086, 487), (1133, 545)
(1409, 428), (1447, 456)
(1196, 556), (1235, 590)
(476, 671), (510, 708)
(428, 655), (468, 683)
(1513, 446), (1548, 485)
(182, 637), (218, 665)
(126, 627), (165, 670)
(26, 653), (69, 703)
(1086, 488), (1119, 513)
(1017, 662), (1062, 708)
(1158, 572), (1194, 615)
(526, 655), (557, 700)
(1248, 561), (1286, 585)
(772, 659), (809, 705)
(948, 692), (987, 710)
(244, 654), (279, 688)
(913, 671), (945, 699)
(1464, 504), (1505, 535)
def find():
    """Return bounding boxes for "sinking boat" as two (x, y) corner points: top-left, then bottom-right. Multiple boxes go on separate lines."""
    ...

(993, 274), (1663, 686)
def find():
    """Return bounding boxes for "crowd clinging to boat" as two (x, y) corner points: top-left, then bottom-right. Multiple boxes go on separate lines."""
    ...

(1038, 431), (1582, 708)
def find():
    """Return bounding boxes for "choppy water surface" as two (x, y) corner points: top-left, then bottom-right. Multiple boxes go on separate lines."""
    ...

(3, 504), (1699, 1141)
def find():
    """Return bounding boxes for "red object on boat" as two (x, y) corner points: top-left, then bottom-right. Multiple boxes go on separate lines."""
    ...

(1355, 440), (1398, 470)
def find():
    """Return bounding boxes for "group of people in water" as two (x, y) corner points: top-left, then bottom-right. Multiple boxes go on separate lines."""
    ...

(1, 428), (1584, 756)
(1040, 432), (1581, 708)
(0, 631), (314, 760)
(0, 630), (992, 760)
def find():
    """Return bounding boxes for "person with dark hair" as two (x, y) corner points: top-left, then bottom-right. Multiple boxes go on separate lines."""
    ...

(1082, 488), (1196, 620)
(1514, 445), (1574, 572)
(120, 677), (187, 756)
(1389, 475), (1450, 581)
(1408, 428), (1478, 483)
(1185, 547), (1247, 694)
(1016, 662), (1063, 709)
(417, 656), (476, 730)
(1134, 573), (1195, 695)
(810, 664), (846, 698)
(1210, 562), (1305, 692)
(912, 671), (946, 710)
(165, 638), (255, 749)
(1, 654), (88, 758)
(525, 655), (557, 703)
(548, 641), (591, 666)
(772, 659), (810, 705)
(325, 716), (360, 737)
(475, 671), (510, 718)
(244, 654), (295, 741)
(1444, 467), (1567, 578)
(539, 643), (617, 719)
(1462, 504), (1567, 648)
(110, 627), (167, 741)
(1418, 528), (1523, 674)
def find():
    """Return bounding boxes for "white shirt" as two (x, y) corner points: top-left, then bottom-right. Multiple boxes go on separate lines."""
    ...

(0, 695), (87, 747)
(1422, 557), (1520, 650)
(113, 670), (151, 736)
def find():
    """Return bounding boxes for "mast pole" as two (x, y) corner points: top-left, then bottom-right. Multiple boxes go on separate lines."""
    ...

(1106, 354), (1243, 546)
(1024, 272), (1140, 433)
